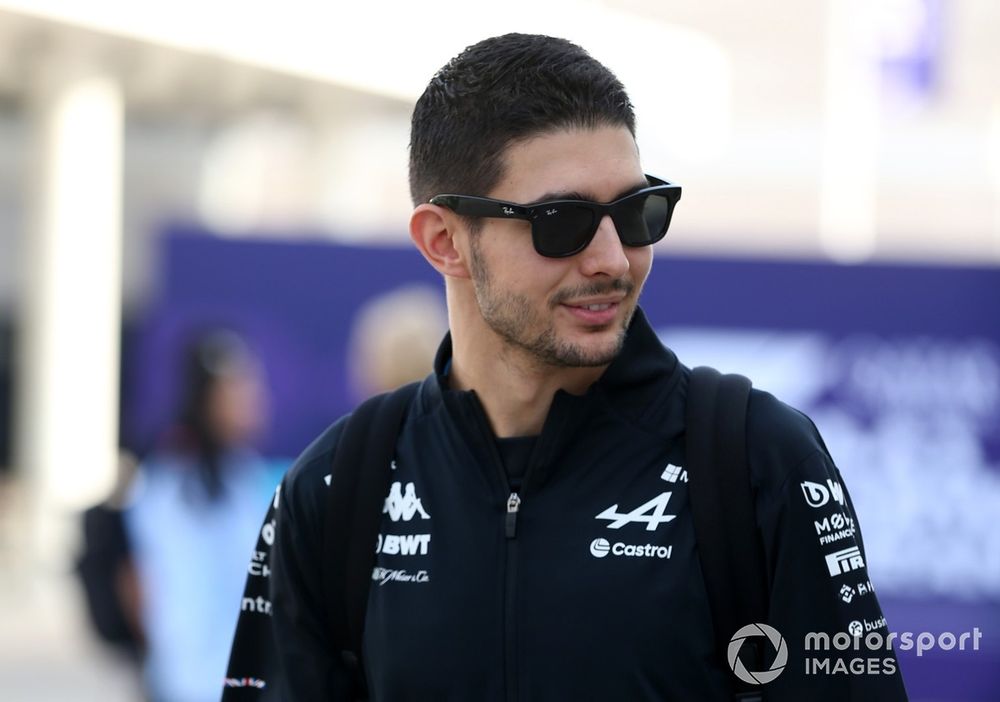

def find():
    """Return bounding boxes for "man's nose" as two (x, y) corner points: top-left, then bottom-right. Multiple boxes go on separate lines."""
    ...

(577, 215), (630, 278)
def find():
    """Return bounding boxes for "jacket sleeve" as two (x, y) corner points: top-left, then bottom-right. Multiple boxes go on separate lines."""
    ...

(754, 426), (910, 700)
(223, 428), (356, 700)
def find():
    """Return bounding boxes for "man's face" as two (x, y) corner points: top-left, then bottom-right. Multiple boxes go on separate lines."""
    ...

(465, 125), (653, 368)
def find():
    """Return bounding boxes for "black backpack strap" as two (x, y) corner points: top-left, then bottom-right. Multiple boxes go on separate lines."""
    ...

(686, 366), (768, 700)
(323, 382), (420, 693)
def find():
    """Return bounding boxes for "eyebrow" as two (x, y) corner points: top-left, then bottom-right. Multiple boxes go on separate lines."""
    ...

(529, 178), (650, 205)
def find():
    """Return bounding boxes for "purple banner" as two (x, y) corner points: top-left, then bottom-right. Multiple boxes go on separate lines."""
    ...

(129, 226), (1000, 701)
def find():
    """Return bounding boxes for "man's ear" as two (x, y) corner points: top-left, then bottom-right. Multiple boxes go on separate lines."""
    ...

(409, 204), (471, 279)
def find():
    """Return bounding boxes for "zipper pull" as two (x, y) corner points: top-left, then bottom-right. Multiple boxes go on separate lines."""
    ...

(505, 492), (521, 539)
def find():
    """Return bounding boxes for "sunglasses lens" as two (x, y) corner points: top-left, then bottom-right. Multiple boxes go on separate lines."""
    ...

(612, 193), (673, 246)
(532, 205), (597, 257)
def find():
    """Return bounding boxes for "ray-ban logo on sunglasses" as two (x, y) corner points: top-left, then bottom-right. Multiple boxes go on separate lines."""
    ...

(502, 206), (515, 215)
(545, 208), (558, 215)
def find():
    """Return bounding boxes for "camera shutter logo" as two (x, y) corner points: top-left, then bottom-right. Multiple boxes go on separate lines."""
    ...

(727, 623), (788, 685)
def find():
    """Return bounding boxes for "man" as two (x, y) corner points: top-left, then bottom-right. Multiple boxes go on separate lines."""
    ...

(224, 34), (908, 701)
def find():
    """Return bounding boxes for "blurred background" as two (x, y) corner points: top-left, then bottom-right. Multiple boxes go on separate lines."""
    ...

(0, 1), (998, 700)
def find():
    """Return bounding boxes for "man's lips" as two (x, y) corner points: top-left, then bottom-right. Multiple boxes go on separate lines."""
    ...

(560, 299), (623, 324)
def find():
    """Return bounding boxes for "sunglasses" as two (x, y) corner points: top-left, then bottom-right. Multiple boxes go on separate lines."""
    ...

(429, 175), (681, 258)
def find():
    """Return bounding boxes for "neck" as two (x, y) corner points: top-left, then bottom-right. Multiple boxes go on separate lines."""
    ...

(445, 286), (606, 438)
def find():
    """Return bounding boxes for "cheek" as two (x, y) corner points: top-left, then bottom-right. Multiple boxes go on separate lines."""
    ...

(481, 229), (551, 288)
(627, 247), (654, 287)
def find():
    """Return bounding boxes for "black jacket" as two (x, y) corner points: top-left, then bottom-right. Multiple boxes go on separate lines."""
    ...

(224, 309), (908, 701)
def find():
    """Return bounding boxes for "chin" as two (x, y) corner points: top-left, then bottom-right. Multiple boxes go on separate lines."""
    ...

(551, 329), (627, 368)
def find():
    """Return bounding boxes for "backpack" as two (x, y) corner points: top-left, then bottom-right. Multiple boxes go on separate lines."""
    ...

(323, 368), (767, 701)
(75, 503), (142, 655)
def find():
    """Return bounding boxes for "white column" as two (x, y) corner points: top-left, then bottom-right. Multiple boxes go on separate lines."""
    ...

(990, 98), (1000, 257)
(818, 0), (881, 262)
(18, 62), (123, 563)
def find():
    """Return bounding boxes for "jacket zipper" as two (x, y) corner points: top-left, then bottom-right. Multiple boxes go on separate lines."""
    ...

(504, 492), (520, 702)
(463, 394), (525, 702)
(506, 492), (521, 538)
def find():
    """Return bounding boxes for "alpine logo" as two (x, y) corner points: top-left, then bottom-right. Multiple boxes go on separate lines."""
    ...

(383, 482), (431, 522)
(589, 537), (672, 559)
(801, 480), (845, 509)
(375, 533), (431, 556)
(596, 492), (676, 531)
(825, 545), (865, 577)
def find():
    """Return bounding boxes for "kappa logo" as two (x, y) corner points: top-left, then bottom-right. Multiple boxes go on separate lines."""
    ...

(596, 492), (676, 531)
(383, 482), (431, 522)
(825, 545), (865, 577)
(801, 480), (845, 509)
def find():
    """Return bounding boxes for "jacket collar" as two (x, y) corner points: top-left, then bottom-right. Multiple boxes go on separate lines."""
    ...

(419, 306), (679, 424)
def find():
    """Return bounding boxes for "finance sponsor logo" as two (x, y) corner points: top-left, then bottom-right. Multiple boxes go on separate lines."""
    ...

(825, 546), (866, 577)
(814, 511), (856, 546)
(589, 537), (673, 559)
(372, 567), (430, 586)
(375, 533), (431, 556)
(801, 480), (845, 509)
(384, 482), (431, 522)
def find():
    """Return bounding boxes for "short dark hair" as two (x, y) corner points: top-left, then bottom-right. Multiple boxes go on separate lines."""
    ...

(408, 33), (636, 207)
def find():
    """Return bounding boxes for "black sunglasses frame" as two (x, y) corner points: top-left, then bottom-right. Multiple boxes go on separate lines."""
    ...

(429, 175), (682, 258)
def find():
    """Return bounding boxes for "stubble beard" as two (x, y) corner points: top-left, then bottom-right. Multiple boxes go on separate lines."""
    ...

(468, 238), (636, 369)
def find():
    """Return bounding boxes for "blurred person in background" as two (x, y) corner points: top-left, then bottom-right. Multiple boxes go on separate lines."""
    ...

(346, 283), (449, 400)
(126, 330), (271, 702)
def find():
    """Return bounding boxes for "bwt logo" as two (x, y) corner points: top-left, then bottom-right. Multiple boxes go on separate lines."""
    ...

(727, 623), (788, 685)
(375, 533), (431, 556)
(801, 480), (845, 509)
